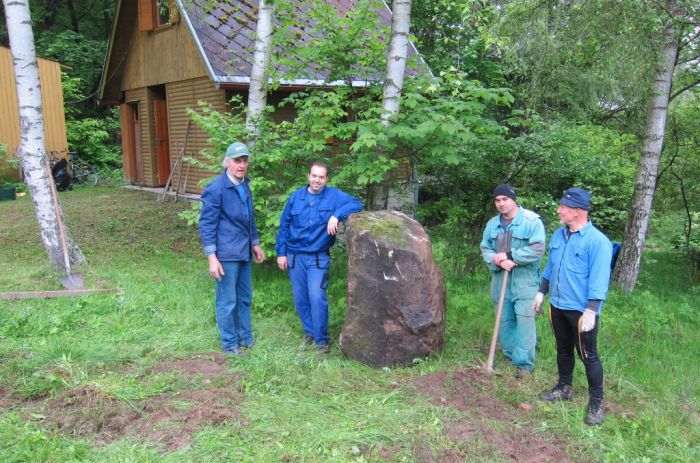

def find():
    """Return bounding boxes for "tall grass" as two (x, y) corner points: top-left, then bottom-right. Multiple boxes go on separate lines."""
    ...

(1, 187), (698, 462)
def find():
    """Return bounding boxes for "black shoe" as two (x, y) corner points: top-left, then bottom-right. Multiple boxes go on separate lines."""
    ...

(316, 343), (330, 354)
(515, 367), (532, 379)
(301, 335), (314, 346)
(585, 398), (605, 426)
(540, 383), (573, 401)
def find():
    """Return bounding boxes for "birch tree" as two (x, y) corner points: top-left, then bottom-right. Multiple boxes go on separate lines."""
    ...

(246, 0), (274, 140)
(3, 0), (84, 270)
(612, 18), (679, 291)
(368, 0), (412, 210)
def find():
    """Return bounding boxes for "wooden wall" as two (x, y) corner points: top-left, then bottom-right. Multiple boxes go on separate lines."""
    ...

(167, 77), (228, 194)
(0, 46), (68, 164)
(119, 16), (209, 91)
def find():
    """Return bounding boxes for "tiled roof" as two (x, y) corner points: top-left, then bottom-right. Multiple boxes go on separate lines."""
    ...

(179, 0), (421, 86)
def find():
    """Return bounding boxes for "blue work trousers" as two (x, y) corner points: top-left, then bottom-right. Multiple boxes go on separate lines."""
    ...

(496, 294), (536, 371)
(288, 252), (330, 346)
(215, 260), (254, 350)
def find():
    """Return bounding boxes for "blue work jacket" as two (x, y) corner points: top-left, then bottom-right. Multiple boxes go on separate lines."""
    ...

(275, 185), (363, 256)
(480, 207), (546, 301)
(199, 171), (260, 261)
(542, 222), (612, 314)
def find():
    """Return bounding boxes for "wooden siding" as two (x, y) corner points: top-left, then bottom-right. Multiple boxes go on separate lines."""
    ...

(120, 18), (208, 92)
(166, 77), (227, 193)
(0, 46), (68, 159)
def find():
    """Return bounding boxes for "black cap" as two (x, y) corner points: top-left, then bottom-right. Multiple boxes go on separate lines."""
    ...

(494, 184), (516, 201)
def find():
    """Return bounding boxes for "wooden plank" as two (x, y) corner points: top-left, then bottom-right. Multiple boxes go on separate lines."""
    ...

(1, 288), (121, 301)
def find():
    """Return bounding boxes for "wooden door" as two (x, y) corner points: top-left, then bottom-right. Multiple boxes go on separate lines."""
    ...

(153, 98), (170, 186)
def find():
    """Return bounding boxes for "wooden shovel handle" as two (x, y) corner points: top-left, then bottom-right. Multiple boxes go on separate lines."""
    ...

(45, 157), (71, 274)
(486, 270), (509, 371)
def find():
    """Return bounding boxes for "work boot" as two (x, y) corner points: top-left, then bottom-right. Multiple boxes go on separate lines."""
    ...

(540, 383), (573, 402)
(585, 398), (605, 426)
(300, 335), (314, 347)
(515, 368), (532, 379)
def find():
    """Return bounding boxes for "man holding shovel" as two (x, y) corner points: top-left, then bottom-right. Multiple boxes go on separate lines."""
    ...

(480, 184), (546, 378)
(533, 187), (612, 426)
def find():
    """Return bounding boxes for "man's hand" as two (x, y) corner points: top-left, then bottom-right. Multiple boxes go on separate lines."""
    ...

(208, 254), (224, 281)
(532, 292), (545, 315)
(277, 256), (288, 271)
(492, 252), (508, 266)
(499, 259), (517, 271)
(580, 308), (597, 332)
(252, 245), (265, 264)
(327, 216), (339, 235)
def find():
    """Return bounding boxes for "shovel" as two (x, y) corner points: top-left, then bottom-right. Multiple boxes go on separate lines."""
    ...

(484, 230), (513, 372)
(45, 157), (84, 290)
(485, 269), (508, 371)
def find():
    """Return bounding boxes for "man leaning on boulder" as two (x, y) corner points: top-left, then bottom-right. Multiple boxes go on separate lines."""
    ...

(480, 184), (546, 378)
(275, 162), (363, 354)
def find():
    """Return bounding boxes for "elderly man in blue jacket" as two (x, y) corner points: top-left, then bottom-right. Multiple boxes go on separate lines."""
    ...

(199, 142), (265, 356)
(533, 187), (613, 426)
(275, 162), (363, 353)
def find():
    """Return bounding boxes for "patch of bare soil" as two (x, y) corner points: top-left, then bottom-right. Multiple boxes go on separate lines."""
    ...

(151, 352), (240, 385)
(34, 353), (243, 450)
(414, 367), (572, 463)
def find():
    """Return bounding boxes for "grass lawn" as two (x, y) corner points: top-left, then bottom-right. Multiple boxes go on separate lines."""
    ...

(1, 186), (699, 462)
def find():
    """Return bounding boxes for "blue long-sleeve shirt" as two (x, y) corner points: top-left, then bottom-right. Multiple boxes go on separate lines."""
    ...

(541, 222), (613, 314)
(275, 185), (363, 256)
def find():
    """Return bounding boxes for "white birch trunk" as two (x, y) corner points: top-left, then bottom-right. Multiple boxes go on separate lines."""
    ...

(246, 0), (274, 140)
(3, 0), (83, 270)
(380, 0), (411, 126)
(612, 20), (678, 292)
(369, 0), (412, 210)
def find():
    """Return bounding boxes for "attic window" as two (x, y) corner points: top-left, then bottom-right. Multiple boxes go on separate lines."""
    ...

(139, 0), (178, 31)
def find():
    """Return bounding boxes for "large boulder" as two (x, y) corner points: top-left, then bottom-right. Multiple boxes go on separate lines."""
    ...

(339, 211), (445, 367)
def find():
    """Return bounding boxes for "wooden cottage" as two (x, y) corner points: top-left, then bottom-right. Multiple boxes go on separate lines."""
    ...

(0, 46), (68, 178)
(99, 0), (419, 193)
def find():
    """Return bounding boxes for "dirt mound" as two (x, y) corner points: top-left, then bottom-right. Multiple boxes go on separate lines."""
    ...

(151, 352), (240, 384)
(37, 353), (244, 450)
(415, 367), (572, 463)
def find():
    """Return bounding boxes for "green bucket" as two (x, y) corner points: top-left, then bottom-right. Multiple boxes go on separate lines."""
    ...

(0, 186), (17, 201)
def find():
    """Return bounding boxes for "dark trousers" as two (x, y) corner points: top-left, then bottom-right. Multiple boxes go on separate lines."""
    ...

(549, 305), (604, 400)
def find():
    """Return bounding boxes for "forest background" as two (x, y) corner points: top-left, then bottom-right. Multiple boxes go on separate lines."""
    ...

(2, 0), (698, 285)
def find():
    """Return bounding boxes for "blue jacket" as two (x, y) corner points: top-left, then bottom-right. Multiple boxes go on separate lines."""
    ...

(199, 171), (260, 261)
(542, 222), (612, 313)
(275, 185), (363, 255)
(480, 207), (546, 301)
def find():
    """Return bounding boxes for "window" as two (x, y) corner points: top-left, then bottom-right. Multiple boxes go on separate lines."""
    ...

(139, 0), (177, 31)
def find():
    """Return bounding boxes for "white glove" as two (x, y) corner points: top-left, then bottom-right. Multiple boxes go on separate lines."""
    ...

(532, 292), (545, 315)
(580, 308), (597, 332)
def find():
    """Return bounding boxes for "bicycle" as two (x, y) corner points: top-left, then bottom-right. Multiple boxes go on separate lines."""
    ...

(68, 151), (98, 187)
(48, 150), (98, 189)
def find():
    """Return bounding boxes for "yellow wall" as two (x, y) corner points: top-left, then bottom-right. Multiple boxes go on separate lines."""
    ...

(0, 46), (68, 159)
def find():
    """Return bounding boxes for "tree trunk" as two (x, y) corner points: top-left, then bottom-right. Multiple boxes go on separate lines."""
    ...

(246, 0), (273, 141)
(3, 0), (84, 271)
(369, 0), (412, 211)
(66, 0), (80, 33)
(612, 20), (678, 292)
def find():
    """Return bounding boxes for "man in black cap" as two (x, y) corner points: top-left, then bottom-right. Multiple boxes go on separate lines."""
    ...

(480, 183), (546, 378)
(533, 187), (613, 425)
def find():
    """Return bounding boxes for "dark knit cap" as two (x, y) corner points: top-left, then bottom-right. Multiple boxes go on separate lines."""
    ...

(494, 183), (516, 201)
(559, 187), (591, 210)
